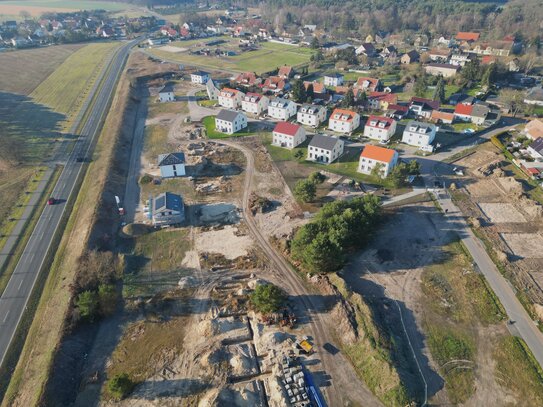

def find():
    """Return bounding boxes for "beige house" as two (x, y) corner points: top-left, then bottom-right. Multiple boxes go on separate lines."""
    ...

(424, 63), (459, 78)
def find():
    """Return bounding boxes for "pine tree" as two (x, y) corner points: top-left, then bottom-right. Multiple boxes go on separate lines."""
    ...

(291, 79), (306, 103)
(342, 88), (355, 107)
(433, 77), (446, 102)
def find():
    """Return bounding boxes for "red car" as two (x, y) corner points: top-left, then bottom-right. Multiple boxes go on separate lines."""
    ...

(47, 198), (56, 205)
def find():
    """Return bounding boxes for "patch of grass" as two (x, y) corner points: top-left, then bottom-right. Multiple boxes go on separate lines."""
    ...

(30, 42), (120, 124)
(202, 115), (261, 139)
(131, 228), (191, 273)
(329, 274), (412, 406)
(494, 336), (543, 406)
(198, 99), (217, 107)
(0, 166), (61, 296)
(148, 99), (186, 117)
(425, 325), (476, 404)
(105, 316), (189, 391)
(143, 124), (170, 161)
(421, 241), (504, 325)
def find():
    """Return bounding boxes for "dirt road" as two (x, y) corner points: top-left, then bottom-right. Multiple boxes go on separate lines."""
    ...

(215, 138), (383, 407)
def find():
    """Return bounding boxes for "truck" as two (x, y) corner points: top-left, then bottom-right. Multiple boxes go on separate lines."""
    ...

(295, 337), (314, 354)
(115, 196), (125, 216)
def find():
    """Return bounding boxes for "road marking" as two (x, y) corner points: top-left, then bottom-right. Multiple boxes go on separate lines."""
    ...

(3, 311), (9, 323)
(18, 279), (24, 291)
(29, 253), (34, 263)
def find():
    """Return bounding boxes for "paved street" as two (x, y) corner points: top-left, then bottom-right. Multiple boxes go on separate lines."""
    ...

(0, 39), (139, 367)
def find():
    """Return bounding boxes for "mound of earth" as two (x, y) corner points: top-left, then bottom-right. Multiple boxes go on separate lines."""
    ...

(122, 223), (154, 237)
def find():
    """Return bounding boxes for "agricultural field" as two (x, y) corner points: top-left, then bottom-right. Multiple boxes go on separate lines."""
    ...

(148, 39), (313, 74)
(0, 0), (127, 20)
(0, 44), (84, 95)
(30, 42), (120, 118)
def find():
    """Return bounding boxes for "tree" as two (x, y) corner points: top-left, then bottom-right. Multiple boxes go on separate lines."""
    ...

(461, 59), (481, 82)
(250, 284), (286, 314)
(309, 171), (326, 184)
(481, 63), (497, 89)
(371, 162), (385, 178)
(387, 160), (421, 188)
(294, 179), (317, 202)
(413, 75), (427, 98)
(107, 373), (135, 400)
(98, 284), (117, 317)
(499, 88), (525, 117)
(291, 79), (307, 103)
(342, 88), (355, 108)
(305, 83), (314, 101)
(310, 36), (320, 49)
(75, 290), (98, 321)
(433, 77), (446, 103)
(294, 150), (304, 160)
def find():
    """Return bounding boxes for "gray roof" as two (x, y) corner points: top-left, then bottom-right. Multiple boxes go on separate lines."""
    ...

(471, 103), (490, 118)
(426, 63), (458, 70)
(309, 134), (340, 150)
(216, 109), (243, 122)
(270, 97), (291, 108)
(159, 83), (174, 93)
(325, 73), (344, 79)
(526, 87), (543, 102)
(300, 104), (325, 115)
(153, 192), (183, 213)
(529, 137), (543, 154)
(192, 70), (209, 77)
(158, 152), (185, 166)
(405, 121), (436, 133)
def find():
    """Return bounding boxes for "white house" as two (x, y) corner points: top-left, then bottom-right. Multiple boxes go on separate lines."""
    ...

(218, 88), (244, 109)
(151, 192), (185, 226)
(158, 84), (175, 102)
(527, 138), (543, 161)
(272, 121), (306, 148)
(402, 121), (437, 148)
(364, 115), (397, 143)
(307, 134), (344, 164)
(241, 92), (269, 116)
(206, 78), (220, 100)
(215, 109), (247, 134)
(323, 73), (344, 87)
(328, 108), (360, 133)
(297, 104), (327, 127)
(191, 70), (210, 84)
(158, 152), (186, 178)
(268, 98), (297, 120)
(358, 145), (399, 178)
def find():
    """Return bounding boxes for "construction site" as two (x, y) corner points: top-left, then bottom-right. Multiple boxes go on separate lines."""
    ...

(449, 142), (543, 316)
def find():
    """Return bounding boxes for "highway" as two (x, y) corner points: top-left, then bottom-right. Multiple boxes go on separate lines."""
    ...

(0, 39), (139, 367)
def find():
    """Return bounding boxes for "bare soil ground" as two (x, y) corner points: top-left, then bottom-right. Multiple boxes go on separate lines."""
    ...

(452, 143), (543, 304)
(335, 201), (521, 405)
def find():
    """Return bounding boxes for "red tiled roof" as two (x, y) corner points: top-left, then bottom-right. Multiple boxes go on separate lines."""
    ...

(388, 104), (408, 112)
(331, 108), (357, 122)
(366, 115), (395, 129)
(273, 121), (301, 136)
(454, 103), (473, 116)
(355, 77), (380, 89)
(456, 32), (480, 41)
(481, 55), (496, 65)
(368, 92), (397, 103)
(360, 145), (397, 163)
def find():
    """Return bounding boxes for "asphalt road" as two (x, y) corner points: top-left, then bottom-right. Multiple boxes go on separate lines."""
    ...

(0, 39), (139, 368)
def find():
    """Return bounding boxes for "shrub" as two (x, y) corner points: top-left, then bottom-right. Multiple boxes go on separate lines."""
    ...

(98, 283), (117, 316)
(308, 171), (326, 184)
(250, 283), (286, 314)
(293, 179), (317, 203)
(139, 174), (153, 184)
(75, 290), (98, 321)
(107, 373), (135, 400)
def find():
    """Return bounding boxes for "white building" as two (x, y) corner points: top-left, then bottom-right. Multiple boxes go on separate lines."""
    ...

(272, 121), (306, 148)
(307, 134), (344, 164)
(206, 78), (220, 100)
(402, 121), (436, 148)
(297, 104), (327, 127)
(358, 145), (399, 178)
(268, 98), (297, 120)
(241, 92), (269, 116)
(323, 73), (344, 87)
(191, 70), (210, 84)
(158, 84), (175, 102)
(215, 109), (247, 134)
(218, 88), (244, 109)
(151, 192), (185, 226)
(158, 152), (186, 178)
(364, 115), (397, 143)
(328, 108), (360, 133)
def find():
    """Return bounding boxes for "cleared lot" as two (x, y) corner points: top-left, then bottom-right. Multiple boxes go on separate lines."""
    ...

(478, 203), (526, 223)
(500, 233), (543, 259)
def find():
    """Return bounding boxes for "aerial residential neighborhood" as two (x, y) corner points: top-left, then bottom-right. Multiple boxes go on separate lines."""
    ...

(2, 0), (543, 407)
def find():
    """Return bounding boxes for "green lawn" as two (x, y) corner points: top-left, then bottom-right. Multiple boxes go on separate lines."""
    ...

(202, 115), (261, 139)
(148, 40), (313, 74)
(0, 0), (127, 11)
